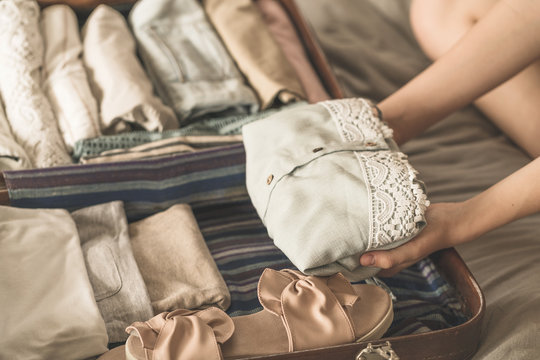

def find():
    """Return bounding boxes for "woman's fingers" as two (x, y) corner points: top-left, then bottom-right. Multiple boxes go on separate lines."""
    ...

(359, 202), (461, 276)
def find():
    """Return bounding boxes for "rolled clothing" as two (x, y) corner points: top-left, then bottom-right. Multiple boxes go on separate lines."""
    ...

(129, 0), (259, 124)
(72, 104), (302, 161)
(0, 101), (31, 170)
(128, 204), (231, 314)
(71, 201), (154, 343)
(203, 0), (306, 109)
(41, 4), (102, 153)
(256, 0), (330, 103)
(80, 135), (242, 164)
(82, 5), (179, 134)
(0, 206), (108, 360)
(0, 0), (72, 168)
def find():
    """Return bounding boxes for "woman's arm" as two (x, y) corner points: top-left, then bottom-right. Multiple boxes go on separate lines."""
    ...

(360, 156), (540, 276)
(380, 0), (540, 145)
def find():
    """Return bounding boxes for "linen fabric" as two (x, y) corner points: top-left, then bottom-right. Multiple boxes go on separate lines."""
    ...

(71, 201), (154, 343)
(203, 0), (306, 109)
(128, 204), (231, 313)
(0, 0), (71, 168)
(80, 135), (242, 164)
(82, 5), (178, 134)
(257, 0), (330, 103)
(0, 102), (31, 170)
(72, 103), (302, 161)
(129, 0), (259, 124)
(0, 206), (108, 360)
(243, 98), (429, 280)
(41, 5), (101, 153)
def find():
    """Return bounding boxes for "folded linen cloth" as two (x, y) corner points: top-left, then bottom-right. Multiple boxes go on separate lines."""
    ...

(0, 101), (31, 170)
(243, 98), (430, 280)
(41, 5), (101, 153)
(72, 103), (302, 161)
(71, 201), (154, 343)
(203, 0), (306, 109)
(129, 0), (259, 124)
(82, 5), (179, 134)
(257, 0), (330, 103)
(80, 135), (242, 164)
(0, 0), (72, 168)
(0, 206), (108, 359)
(128, 204), (231, 313)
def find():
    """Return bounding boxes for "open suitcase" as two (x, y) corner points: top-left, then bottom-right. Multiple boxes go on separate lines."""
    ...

(0, 1), (484, 359)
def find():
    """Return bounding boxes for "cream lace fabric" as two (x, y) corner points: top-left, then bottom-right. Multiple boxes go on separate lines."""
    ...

(321, 98), (430, 251)
(0, 0), (71, 168)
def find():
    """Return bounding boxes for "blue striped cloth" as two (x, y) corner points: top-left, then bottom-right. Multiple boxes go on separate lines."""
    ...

(3, 143), (466, 335)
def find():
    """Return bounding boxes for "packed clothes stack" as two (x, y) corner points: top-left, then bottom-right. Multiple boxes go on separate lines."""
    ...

(0, 1), (476, 360)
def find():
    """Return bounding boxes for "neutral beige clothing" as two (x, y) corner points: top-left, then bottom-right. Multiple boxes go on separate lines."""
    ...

(42, 5), (101, 153)
(203, 0), (306, 109)
(257, 0), (330, 103)
(0, 206), (108, 360)
(71, 201), (154, 343)
(82, 5), (178, 134)
(80, 135), (242, 164)
(129, 204), (231, 314)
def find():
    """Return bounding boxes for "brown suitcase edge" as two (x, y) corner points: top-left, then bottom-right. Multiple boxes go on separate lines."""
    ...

(0, 173), (9, 206)
(279, 0), (345, 100)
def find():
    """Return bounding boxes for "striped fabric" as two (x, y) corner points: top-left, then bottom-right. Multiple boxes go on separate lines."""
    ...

(3, 144), (466, 334)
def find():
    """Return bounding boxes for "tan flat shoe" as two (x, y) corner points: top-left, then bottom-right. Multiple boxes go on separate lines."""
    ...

(122, 269), (393, 360)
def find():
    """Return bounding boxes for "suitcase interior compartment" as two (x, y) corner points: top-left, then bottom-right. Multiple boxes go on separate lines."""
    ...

(0, 1), (484, 359)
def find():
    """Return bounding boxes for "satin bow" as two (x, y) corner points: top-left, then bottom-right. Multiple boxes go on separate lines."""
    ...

(126, 308), (234, 360)
(257, 268), (359, 351)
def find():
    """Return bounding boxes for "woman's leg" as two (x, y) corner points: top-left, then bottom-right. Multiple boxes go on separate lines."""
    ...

(410, 0), (540, 158)
(378, 0), (540, 153)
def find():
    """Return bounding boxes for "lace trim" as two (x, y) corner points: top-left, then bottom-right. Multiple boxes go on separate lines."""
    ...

(320, 98), (393, 145)
(356, 151), (429, 249)
(322, 98), (429, 249)
(0, 0), (71, 168)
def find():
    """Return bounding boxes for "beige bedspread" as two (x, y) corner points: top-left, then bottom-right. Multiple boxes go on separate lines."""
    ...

(296, 0), (540, 358)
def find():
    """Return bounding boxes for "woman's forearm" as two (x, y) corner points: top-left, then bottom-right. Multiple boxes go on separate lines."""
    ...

(455, 156), (540, 244)
(379, 0), (540, 145)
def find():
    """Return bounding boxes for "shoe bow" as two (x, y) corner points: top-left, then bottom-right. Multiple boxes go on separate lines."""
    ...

(126, 307), (234, 360)
(257, 268), (359, 351)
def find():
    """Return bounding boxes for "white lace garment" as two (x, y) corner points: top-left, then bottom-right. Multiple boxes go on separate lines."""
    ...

(0, 0), (72, 168)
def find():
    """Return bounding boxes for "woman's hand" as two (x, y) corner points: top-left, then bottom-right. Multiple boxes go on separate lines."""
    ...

(359, 202), (466, 277)
(360, 156), (540, 277)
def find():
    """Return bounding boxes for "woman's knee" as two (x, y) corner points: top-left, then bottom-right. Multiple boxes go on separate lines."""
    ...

(410, 0), (498, 60)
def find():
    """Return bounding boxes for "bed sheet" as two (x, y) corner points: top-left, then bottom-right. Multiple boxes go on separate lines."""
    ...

(296, 0), (540, 359)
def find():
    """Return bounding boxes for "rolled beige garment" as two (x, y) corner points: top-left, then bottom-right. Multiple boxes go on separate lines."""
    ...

(203, 0), (307, 109)
(82, 5), (179, 134)
(42, 4), (102, 153)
